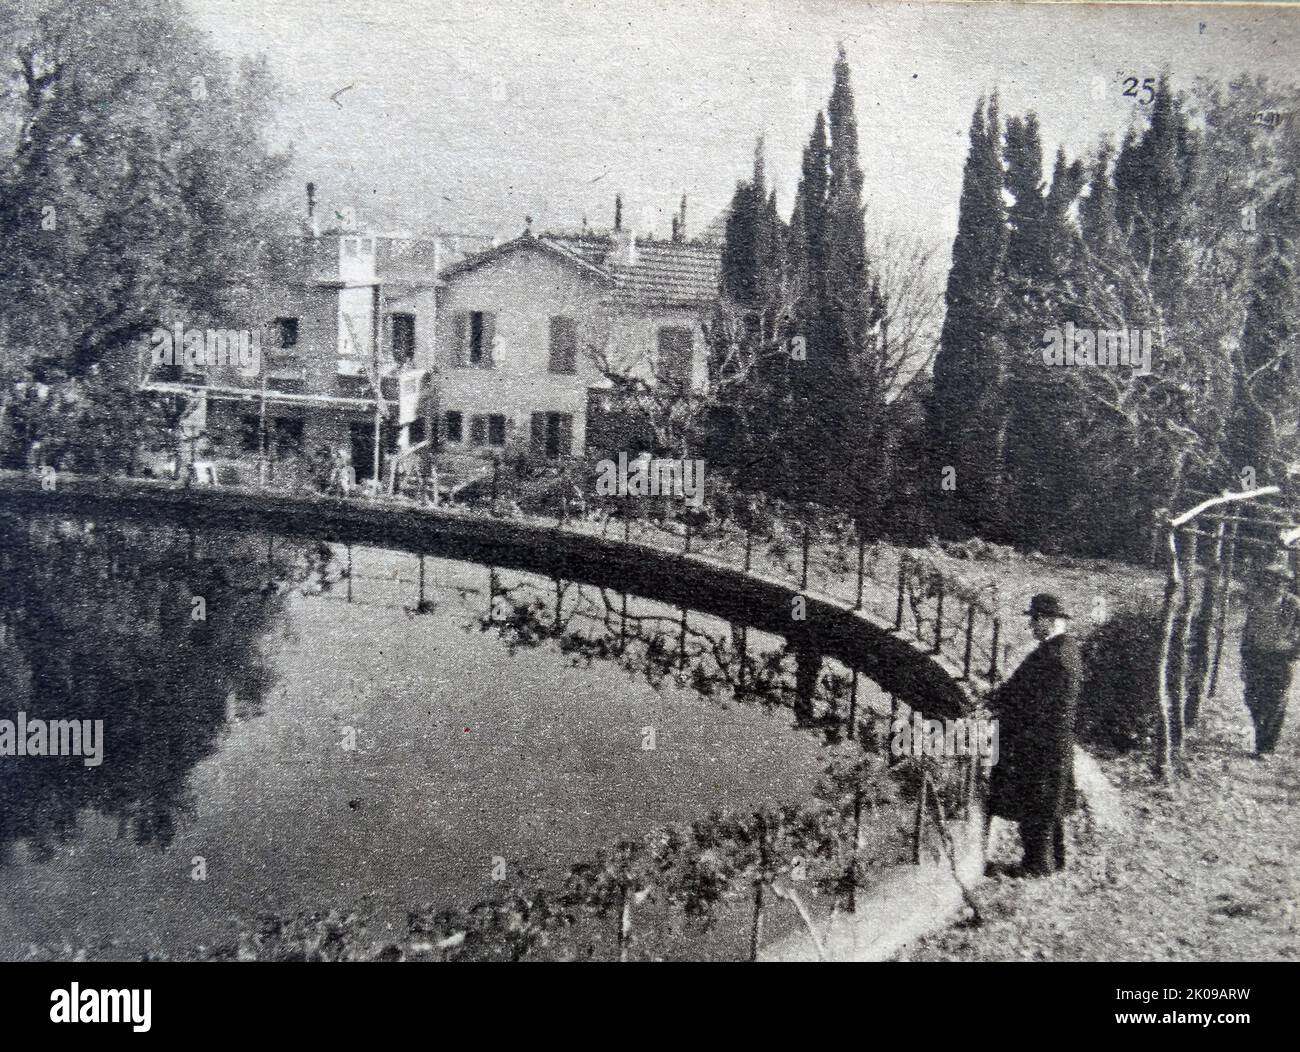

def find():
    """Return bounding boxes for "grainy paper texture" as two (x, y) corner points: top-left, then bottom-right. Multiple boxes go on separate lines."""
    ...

(0, 0), (1297, 969)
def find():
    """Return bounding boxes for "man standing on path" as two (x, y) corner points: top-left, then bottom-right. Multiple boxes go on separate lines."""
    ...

(985, 593), (1082, 876)
(1239, 555), (1300, 758)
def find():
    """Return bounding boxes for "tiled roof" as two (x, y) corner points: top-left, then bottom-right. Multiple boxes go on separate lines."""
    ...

(542, 235), (722, 309)
(439, 232), (721, 309)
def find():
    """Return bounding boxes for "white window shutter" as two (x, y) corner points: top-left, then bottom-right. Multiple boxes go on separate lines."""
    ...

(451, 312), (467, 367)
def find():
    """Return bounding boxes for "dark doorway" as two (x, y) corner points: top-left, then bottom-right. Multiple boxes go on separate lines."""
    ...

(350, 421), (376, 482)
(351, 419), (400, 482)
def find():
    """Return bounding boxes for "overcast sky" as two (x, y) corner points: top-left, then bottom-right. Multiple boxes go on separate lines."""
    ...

(185, 0), (1300, 251)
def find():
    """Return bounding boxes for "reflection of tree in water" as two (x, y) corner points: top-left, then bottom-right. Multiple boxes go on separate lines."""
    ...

(0, 514), (334, 864)
(471, 573), (882, 748)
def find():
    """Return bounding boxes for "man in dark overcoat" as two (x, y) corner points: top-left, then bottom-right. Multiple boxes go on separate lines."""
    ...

(1239, 555), (1300, 757)
(985, 593), (1082, 876)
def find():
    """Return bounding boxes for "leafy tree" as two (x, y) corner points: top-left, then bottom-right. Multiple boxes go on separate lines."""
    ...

(0, 0), (292, 469)
(1226, 179), (1300, 490)
(1066, 75), (1294, 557)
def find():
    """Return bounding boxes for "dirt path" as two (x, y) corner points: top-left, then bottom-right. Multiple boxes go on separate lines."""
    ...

(901, 648), (1300, 962)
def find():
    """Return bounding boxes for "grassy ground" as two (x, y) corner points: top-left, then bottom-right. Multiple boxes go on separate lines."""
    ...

(902, 637), (1300, 961)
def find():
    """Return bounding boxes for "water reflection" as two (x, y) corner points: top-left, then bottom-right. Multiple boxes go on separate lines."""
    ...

(475, 575), (884, 748)
(0, 513), (885, 961)
(0, 514), (330, 863)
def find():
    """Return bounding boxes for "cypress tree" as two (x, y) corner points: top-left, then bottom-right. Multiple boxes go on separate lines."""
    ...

(1110, 76), (1205, 520)
(721, 138), (783, 310)
(1226, 180), (1300, 491)
(712, 139), (790, 499)
(824, 46), (887, 521)
(783, 48), (890, 521)
(1114, 76), (1197, 303)
(787, 111), (832, 507)
(1001, 126), (1087, 550)
(928, 96), (1008, 538)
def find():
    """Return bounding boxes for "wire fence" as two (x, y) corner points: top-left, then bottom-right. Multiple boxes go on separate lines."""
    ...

(286, 480), (1009, 695)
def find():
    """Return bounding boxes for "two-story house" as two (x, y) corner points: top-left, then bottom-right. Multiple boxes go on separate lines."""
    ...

(432, 214), (722, 466)
(144, 223), (492, 487)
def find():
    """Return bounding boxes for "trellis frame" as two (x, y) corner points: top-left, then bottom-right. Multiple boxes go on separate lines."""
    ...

(1154, 485), (1285, 779)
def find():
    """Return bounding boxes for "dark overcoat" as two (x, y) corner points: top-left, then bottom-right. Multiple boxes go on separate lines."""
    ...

(986, 633), (1081, 823)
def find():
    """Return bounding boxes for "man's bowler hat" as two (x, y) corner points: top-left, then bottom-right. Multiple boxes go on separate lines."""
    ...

(1025, 593), (1071, 619)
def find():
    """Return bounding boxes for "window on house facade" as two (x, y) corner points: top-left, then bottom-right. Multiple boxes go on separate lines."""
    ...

(391, 312), (416, 365)
(275, 317), (299, 349)
(445, 411), (463, 443)
(273, 417), (304, 456)
(239, 415), (261, 453)
(530, 412), (573, 459)
(468, 413), (506, 448)
(549, 316), (577, 374)
(407, 418), (427, 447)
(450, 311), (496, 368)
(467, 311), (494, 366)
(657, 327), (694, 389)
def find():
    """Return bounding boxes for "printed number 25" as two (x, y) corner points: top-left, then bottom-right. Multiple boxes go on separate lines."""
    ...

(1122, 77), (1156, 105)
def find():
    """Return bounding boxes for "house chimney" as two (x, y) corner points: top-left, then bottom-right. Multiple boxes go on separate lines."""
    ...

(614, 194), (623, 232)
(306, 182), (319, 238)
(613, 226), (637, 266)
(679, 193), (687, 240)
(671, 216), (680, 242)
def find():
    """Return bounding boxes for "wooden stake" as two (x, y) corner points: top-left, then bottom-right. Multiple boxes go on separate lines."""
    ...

(963, 603), (976, 679)
(895, 557), (907, 631)
(749, 881), (765, 963)
(1154, 524), (1179, 780)
(1187, 521), (1225, 726)
(932, 575), (945, 655)
(912, 772), (927, 864)
(855, 532), (866, 611)
(848, 668), (858, 741)
(618, 883), (632, 963)
(800, 518), (810, 591)
(1208, 510), (1240, 699)
(1172, 529), (1199, 754)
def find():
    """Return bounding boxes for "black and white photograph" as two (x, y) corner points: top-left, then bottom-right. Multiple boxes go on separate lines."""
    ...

(0, 0), (1296, 1017)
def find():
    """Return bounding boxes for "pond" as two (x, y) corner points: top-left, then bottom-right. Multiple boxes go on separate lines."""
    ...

(0, 511), (910, 960)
